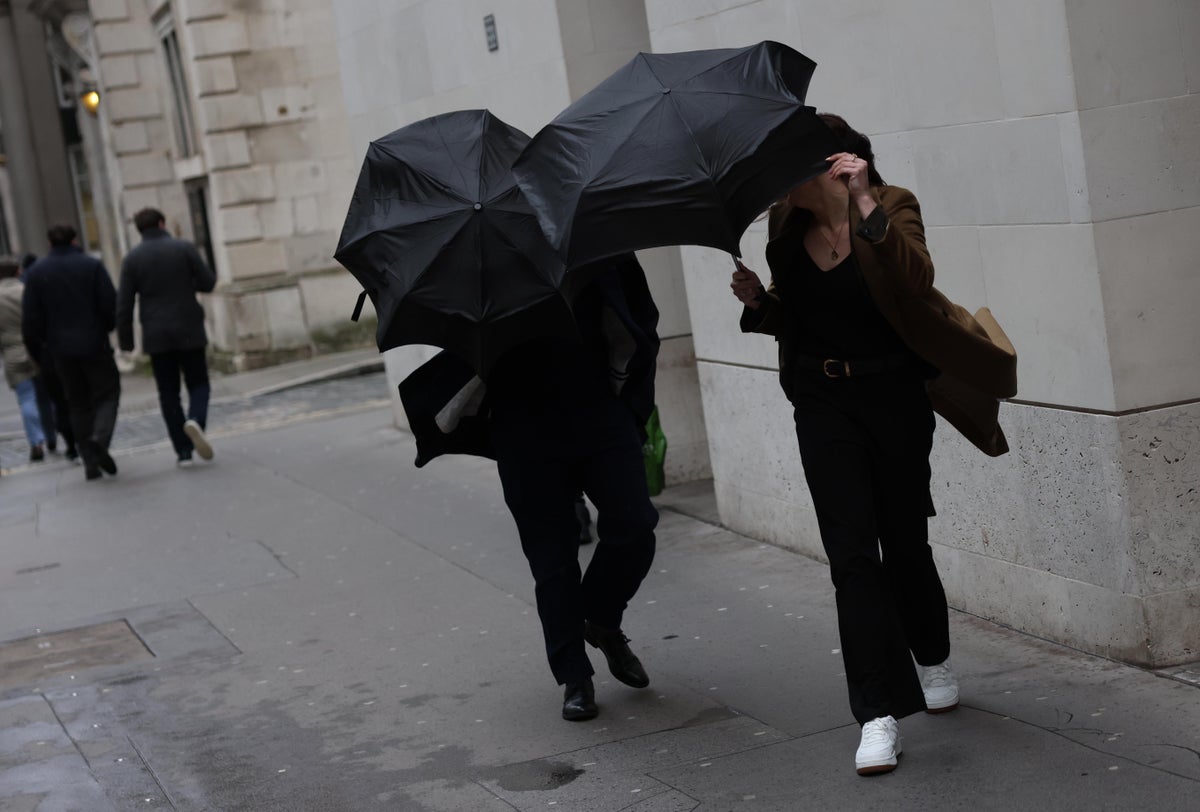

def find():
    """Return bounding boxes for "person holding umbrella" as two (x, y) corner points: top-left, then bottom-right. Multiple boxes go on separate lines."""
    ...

(730, 114), (1016, 775)
(340, 109), (661, 722)
(397, 253), (661, 722)
(485, 251), (661, 721)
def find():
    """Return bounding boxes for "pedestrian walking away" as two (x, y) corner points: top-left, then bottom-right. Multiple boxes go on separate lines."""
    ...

(117, 208), (217, 467)
(401, 253), (661, 723)
(730, 114), (1016, 776)
(22, 224), (122, 481)
(0, 256), (47, 462)
(22, 253), (79, 462)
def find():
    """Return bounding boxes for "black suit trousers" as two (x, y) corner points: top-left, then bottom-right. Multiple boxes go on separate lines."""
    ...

(493, 396), (658, 686)
(791, 370), (949, 724)
(55, 352), (120, 467)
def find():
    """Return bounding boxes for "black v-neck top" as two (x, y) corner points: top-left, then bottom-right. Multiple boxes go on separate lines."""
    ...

(774, 247), (908, 360)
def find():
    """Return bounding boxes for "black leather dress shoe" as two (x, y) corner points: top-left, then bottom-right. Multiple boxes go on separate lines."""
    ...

(562, 678), (598, 721)
(96, 448), (117, 476)
(584, 621), (649, 688)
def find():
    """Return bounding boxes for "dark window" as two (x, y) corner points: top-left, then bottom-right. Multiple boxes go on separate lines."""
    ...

(185, 179), (216, 273)
(161, 27), (197, 156)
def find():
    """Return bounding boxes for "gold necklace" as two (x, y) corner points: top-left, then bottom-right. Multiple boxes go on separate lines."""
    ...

(818, 218), (848, 261)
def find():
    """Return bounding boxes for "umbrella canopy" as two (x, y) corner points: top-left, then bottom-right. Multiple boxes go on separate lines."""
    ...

(511, 40), (839, 267)
(334, 109), (575, 375)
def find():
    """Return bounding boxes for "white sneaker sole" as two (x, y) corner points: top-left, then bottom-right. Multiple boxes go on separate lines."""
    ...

(856, 750), (901, 775)
(184, 420), (214, 460)
(856, 741), (902, 775)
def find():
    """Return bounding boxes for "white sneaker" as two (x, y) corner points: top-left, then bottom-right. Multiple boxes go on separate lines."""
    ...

(919, 658), (959, 713)
(855, 716), (901, 775)
(183, 419), (214, 460)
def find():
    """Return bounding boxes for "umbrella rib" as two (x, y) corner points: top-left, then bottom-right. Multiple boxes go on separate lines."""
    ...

(392, 211), (478, 303)
(661, 91), (738, 247)
(638, 45), (805, 106)
(336, 207), (470, 267)
(433, 117), (478, 203)
(370, 142), (472, 204)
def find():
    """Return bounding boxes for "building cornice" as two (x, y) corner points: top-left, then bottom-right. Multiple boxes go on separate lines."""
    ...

(24, 0), (89, 23)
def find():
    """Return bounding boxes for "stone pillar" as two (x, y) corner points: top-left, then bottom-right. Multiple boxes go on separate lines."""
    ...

(0, 0), (50, 252)
(641, 0), (1199, 667)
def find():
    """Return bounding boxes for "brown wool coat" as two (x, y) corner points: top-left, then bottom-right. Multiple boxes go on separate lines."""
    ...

(748, 185), (1017, 456)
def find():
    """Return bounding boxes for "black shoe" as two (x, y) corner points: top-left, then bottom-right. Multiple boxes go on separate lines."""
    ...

(85, 466), (103, 481)
(584, 621), (649, 688)
(30, 443), (45, 462)
(96, 448), (117, 476)
(562, 678), (598, 721)
(65, 447), (79, 464)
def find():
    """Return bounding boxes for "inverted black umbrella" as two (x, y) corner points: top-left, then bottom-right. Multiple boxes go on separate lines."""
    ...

(511, 40), (839, 267)
(334, 109), (577, 375)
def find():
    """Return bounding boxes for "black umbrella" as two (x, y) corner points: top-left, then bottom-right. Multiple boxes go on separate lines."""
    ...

(511, 40), (839, 267)
(334, 109), (577, 375)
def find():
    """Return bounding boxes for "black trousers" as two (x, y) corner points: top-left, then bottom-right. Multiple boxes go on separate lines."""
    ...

(34, 355), (75, 453)
(150, 348), (211, 458)
(493, 397), (658, 686)
(55, 352), (121, 469)
(791, 371), (949, 724)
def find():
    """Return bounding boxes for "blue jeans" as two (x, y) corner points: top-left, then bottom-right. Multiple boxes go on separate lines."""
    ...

(150, 348), (210, 458)
(14, 378), (46, 447)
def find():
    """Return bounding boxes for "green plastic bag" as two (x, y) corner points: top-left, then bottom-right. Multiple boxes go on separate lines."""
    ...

(642, 406), (667, 496)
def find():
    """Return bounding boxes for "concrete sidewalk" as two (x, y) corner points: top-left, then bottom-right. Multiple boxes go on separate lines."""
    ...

(0, 347), (383, 471)
(0, 401), (1197, 810)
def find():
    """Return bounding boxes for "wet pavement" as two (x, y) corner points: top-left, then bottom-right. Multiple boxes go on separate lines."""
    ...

(1, 365), (1198, 810)
(0, 365), (388, 472)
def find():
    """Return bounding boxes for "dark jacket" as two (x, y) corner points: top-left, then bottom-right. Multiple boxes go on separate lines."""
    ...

(399, 254), (660, 467)
(744, 185), (1017, 456)
(116, 228), (216, 354)
(22, 246), (117, 361)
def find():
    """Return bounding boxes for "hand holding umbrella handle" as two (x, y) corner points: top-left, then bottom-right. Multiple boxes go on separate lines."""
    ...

(730, 258), (766, 310)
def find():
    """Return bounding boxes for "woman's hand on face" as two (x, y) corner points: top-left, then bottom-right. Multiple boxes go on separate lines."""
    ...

(730, 260), (764, 310)
(827, 151), (871, 196)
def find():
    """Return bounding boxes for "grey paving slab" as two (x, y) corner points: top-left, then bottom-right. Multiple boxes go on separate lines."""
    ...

(477, 714), (785, 811)
(0, 395), (1198, 810)
(651, 708), (1197, 811)
(0, 695), (121, 811)
(0, 360), (388, 471)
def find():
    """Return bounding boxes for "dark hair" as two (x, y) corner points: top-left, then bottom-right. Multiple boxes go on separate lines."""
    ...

(0, 255), (20, 279)
(818, 113), (885, 187)
(47, 223), (78, 247)
(134, 208), (165, 234)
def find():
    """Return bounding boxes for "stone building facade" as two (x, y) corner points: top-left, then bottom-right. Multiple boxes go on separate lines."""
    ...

(29, 0), (371, 369)
(333, 0), (1199, 669)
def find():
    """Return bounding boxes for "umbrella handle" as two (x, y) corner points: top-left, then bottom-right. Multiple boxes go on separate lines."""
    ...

(351, 290), (369, 322)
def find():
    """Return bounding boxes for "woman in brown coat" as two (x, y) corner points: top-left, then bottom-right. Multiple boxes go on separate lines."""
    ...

(731, 115), (971, 776)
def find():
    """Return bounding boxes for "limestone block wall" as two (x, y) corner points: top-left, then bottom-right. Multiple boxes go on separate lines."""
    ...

(177, 0), (364, 366)
(89, 0), (187, 247)
(332, 0), (711, 484)
(645, 0), (1199, 666)
(89, 0), (367, 369)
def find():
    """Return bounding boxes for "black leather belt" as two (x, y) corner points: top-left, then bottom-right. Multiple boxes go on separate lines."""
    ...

(792, 352), (914, 379)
